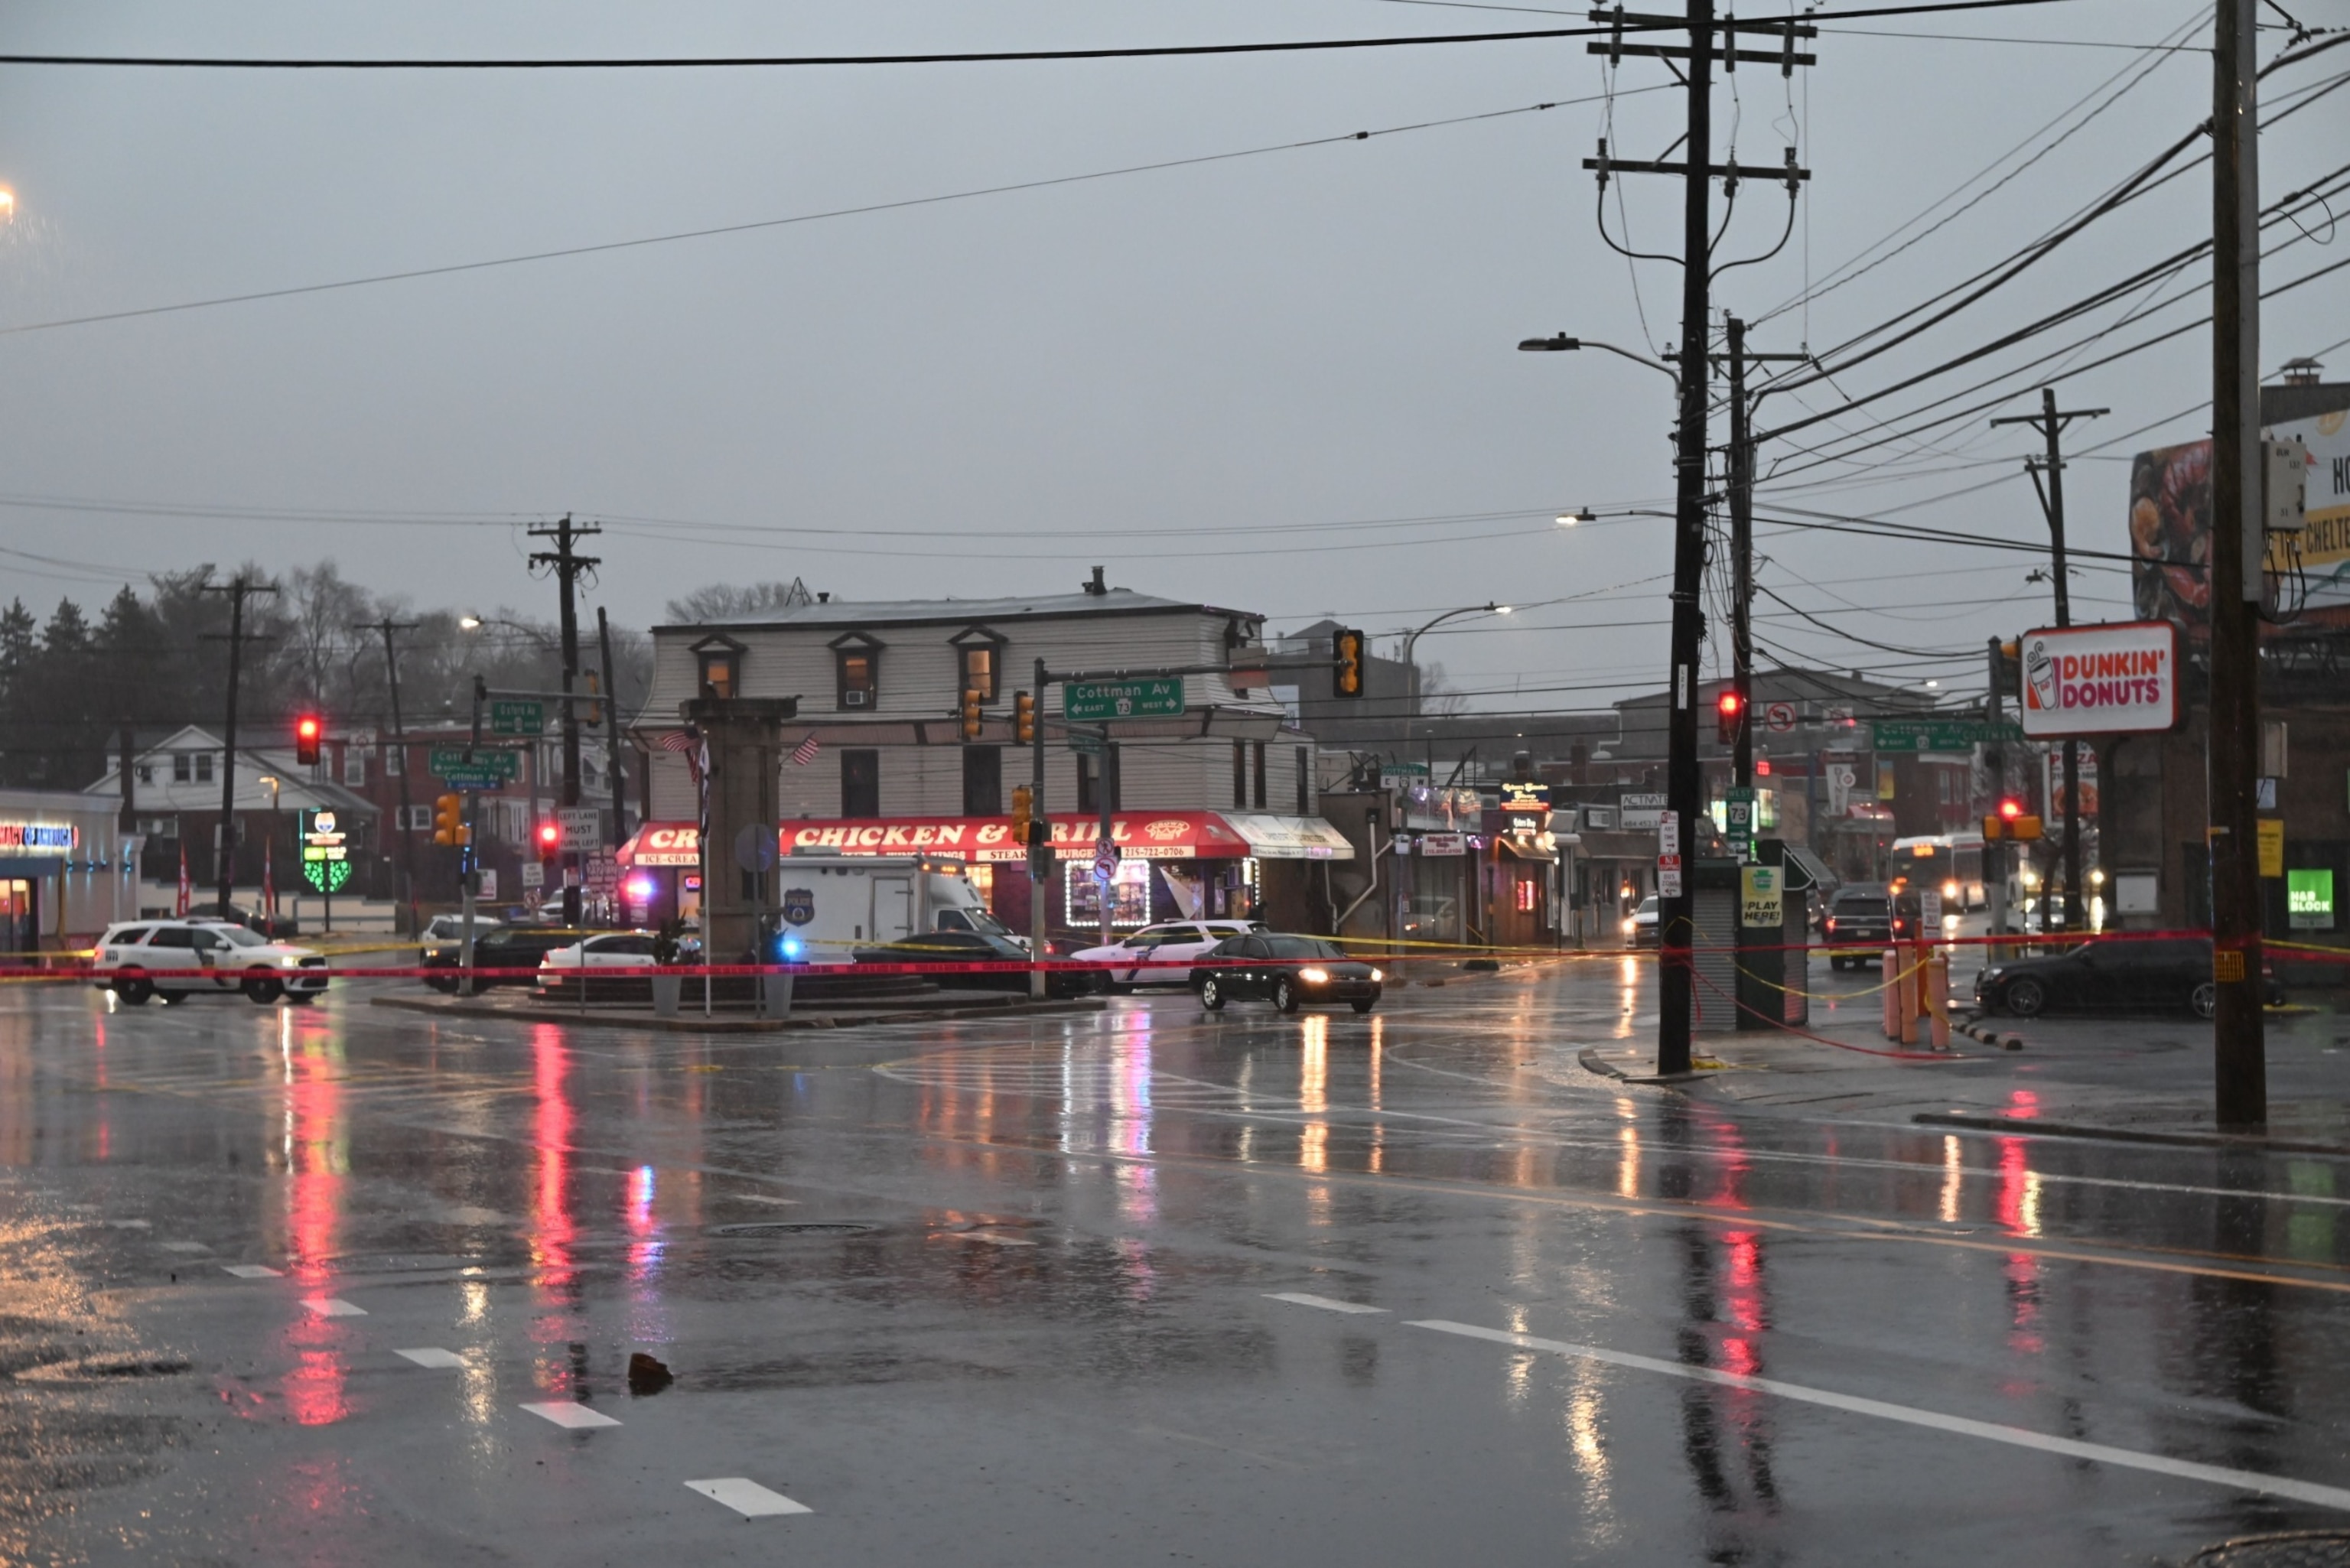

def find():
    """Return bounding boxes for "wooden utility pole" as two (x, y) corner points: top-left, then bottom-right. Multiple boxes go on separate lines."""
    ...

(198, 574), (278, 919)
(529, 516), (601, 925)
(2208, 0), (2265, 1127)
(360, 616), (421, 935)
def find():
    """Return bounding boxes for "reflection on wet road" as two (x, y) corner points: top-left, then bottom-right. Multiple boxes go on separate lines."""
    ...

(2, 967), (2347, 1563)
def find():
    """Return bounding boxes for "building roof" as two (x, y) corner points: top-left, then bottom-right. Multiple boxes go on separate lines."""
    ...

(656, 587), (1256, 636)
(80, 726), (376, 816)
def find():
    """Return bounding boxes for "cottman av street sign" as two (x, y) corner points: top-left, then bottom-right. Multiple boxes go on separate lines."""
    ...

(1870, 718), (2025, 753)
(1064, 678), (1184, 723)
(430, 747), (521, 786)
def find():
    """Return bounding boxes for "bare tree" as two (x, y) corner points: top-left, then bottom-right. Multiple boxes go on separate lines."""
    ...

(663, 578), (814, 623)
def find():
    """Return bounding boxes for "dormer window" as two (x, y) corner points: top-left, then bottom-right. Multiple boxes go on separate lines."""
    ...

(949, 626), (1006, 704)
(829, 631), (885, 711)
(690, 634), (745, 701)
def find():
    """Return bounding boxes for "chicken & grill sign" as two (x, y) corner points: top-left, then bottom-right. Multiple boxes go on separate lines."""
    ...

(2016, 622), (2180, 738)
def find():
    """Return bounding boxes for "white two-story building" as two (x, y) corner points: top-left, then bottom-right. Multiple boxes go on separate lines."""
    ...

(620, 575), (1351, 937)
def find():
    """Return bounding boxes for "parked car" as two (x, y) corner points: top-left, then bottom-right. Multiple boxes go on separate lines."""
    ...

(1623, 896), (1658, 948)
(1821, 885), (1923, 970)
(1975, 937), (2283, 1020)
(1190, 934), (1383, 1015)
(90, 919), (329, 1006)
(534, 931), (675, 1000)
(1072, 920), (1267, 990)
(422, 924), (582, 992)
(852, 929), (1095, 997)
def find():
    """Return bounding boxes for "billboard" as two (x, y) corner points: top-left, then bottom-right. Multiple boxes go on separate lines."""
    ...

(2017, 621), (2181, 737)
(2131, 409), (2350, 632)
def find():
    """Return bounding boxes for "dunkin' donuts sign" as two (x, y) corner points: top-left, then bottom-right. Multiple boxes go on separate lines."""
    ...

(2017, 621), (2180, 737)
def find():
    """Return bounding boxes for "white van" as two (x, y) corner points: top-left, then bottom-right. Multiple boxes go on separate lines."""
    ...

(775, 852), (1013, 959)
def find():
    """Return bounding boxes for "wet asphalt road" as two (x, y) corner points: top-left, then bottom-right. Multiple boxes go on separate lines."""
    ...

(5, 965), (2350, 1566)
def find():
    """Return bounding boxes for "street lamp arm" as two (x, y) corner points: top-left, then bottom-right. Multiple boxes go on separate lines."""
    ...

(1518, 333), (1679, 387)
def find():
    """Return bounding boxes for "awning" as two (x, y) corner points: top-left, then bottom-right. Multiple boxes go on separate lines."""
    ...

(618, 811), (1354, 868)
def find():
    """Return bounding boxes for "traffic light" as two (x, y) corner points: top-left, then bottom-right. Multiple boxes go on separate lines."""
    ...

(536, 820), (562, 855)
(431, 793), (468, 847)
(1716, 689), (1746, 746)
(584, 672), (604, 729)
(1333, 629), (1365, 698)
(294, 714), (322, 767)
(1014, 691), (1037, 745)
(960, 688), (983, 742)
(1994, 639), (2022, 699)
(1984, 798), (2042, 841)
(1009, 784), (1033, 844)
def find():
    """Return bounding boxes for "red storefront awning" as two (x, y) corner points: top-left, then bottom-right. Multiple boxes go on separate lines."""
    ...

(619, 811), (1352, 867)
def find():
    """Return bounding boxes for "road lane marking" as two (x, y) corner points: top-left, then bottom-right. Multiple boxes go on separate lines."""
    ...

(683, 1479), (811, 1518)
(220, 1264), (281, 1279)
(394, 1348), (465, 1368)
(303, 1298), (366, 1317)
(1408, 1319), (2350, 1514)
(161, 1241), (209, 1254)
(521, 1401), (620, 1430)
(1266, 1292), (1387, 1315)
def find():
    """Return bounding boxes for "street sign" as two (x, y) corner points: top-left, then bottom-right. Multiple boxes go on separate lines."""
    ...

(1870, 718), (2025, 753)
(1066, 729), (1107, 757)
(584, 853), (620, 893)
(430, 747), (520, 782)
(1620, 792), (1666, 831)
(1657, 814), (1680, 855)
(490, 699), (546, 737)
(1092, 838), (1118, 883)
(1497, 780), (1551, 813)
(734, 822), (780, 873)
(557, 807), (601, 840)
(1064, 678), (1184, 723)
(1763, 701), (1798, 733)
(1724, 787), (1755, 840)
(520, 862), (545, 890)
(1740, 864), (1782, 929)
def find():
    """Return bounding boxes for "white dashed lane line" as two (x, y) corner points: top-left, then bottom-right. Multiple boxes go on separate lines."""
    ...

(685, 1479), (811, 1518)
(220, 1264), (281, 1279)
(1406, 1319), (2350, 1514)
(521, 1402), (621, 1430)
(394, 1348), (466, 1368)
(1265, 1292), (1387, 1315)
(302, 1298), (366, 1318)
(161, 1241), (209, 1254)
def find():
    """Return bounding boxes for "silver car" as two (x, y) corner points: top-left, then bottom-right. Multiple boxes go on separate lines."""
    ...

(91, 919), (329, 1006)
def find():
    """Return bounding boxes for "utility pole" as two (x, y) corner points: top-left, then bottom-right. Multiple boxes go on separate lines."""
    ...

(1030, 656), (1050, 999)
(360, 616), (421, 935)
(529, 516), (602, 926)
(1720, 318), (1809, 792)
(1985, 636), (2010, 949)
(198, 574), (278, 919)
(1586, 4), (1809, 1075)
(1992, 387), (2106, 932)
(2208, 0), (2265, 1127)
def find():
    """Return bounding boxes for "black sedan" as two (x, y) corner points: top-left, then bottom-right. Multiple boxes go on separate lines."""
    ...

(421, 925), (581, 991)
(1190, 934), (1383, 1014)
(1974, 937), (2284, 1020)
(851, 929), (1096, 997)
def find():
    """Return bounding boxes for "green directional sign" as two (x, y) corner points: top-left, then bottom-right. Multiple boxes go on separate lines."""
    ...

(1066, 729), (1107, 757)
(1870, 719), (2025, 753)
(430, 747), (521, 783)
(490, 699), (545, 737)
(1064, 678), (1184, 724)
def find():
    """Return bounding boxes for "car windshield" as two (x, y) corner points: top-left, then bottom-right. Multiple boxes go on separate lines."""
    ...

(1636, 897), (1658, 916)
(1264, 936), (1344, 960)
(213, 926), (269, 948)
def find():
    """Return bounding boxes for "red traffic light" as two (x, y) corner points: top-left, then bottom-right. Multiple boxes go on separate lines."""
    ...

(1717, 691), (1743, 717)
(294, 714), (323, 766)
(536, 821), (562, 851)
(1998, 797), (2025, 821)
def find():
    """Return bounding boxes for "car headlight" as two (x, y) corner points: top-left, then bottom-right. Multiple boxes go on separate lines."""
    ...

(280, 955), (302, 968)
(1369, 968), (1384, 982)
(1982, 968), (2004, 982)
(1298, 967), (1330, 984)
(1622, 918), (1637, 933)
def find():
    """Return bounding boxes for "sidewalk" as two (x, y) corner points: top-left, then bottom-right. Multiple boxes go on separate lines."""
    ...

(1579, 984), (2350, 1156)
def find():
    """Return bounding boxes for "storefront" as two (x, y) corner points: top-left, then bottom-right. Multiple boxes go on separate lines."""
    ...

(0, 792), (142, 954)
(617, 810), (1354, 938)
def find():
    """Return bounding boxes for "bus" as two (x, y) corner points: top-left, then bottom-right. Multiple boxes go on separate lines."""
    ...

(1889, 831), (1987, 910)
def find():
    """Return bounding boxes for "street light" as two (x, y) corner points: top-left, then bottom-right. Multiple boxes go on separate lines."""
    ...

(1518, 333), (1680, 386)
(1400, 602), (1510, 758)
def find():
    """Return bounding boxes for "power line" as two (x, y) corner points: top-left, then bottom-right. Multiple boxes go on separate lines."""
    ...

(0, 4), (2087, 70)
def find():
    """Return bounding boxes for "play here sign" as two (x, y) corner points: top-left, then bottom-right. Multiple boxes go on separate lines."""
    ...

(2018, 621), (2180, 737)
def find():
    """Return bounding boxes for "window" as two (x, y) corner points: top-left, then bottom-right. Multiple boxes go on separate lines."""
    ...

(841, 749), (880, 816)
(692, 634), (744, 701)
(1296, 747), (1311, 816)
(135, 764), (152, 784)
(962, 746), (1002, 816)
(950, 627), (1005, 703)
(385, 746), (403, 776)
(1232, 741), (1247, 809)
(829, 632), (884, 711)
(108, 927), (152, 946)
(172, 754), (191, 783)
(145, 927), (197, 949)
(343, 748), (368, 787)
(1252, 741), (1267, 811)
(135, 816), (177, 838)
(398, 804), (434, 831)
(936, 908), (975, 932)
(195, 753), (214, 783)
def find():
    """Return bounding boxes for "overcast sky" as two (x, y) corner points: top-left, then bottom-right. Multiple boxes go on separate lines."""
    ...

(0, 1), (2338, 713)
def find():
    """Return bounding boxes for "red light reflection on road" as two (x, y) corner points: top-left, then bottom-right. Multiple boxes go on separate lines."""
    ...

(280, 1017), (349, 1426)
(531, 1024), (576, 1290)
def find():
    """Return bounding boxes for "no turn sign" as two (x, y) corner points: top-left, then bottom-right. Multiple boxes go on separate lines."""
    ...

(1764, 701), (1798, 733)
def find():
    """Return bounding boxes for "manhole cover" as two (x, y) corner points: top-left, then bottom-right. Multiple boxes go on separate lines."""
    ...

(2190, 1532), (2350, 1567)
(708, 1222), (879, 1238)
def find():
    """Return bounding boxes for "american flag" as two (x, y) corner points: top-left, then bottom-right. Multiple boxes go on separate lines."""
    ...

(791, 732), (822, 766)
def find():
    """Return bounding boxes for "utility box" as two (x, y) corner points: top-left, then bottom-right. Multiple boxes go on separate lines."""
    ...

(2267, 437), (2310, 532)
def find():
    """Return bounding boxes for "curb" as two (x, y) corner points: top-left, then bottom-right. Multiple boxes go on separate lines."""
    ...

(1914, 1111), (2350, 1158)
(369, 994), (1108, 1033)
(1952, 1016), (2026, 1050)
(1576, 1047), (1701, 1086)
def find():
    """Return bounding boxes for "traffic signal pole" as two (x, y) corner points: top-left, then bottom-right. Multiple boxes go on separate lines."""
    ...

(1030, 657), (1050, 998)
(2209, 0), (2266, 1127)
(198, 574), (278, 921)
(363, 616), (422, 936)
(529, 516), (601, 926)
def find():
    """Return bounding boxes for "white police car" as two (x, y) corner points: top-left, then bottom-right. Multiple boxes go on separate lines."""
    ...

(90, 919), (330, 1006)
